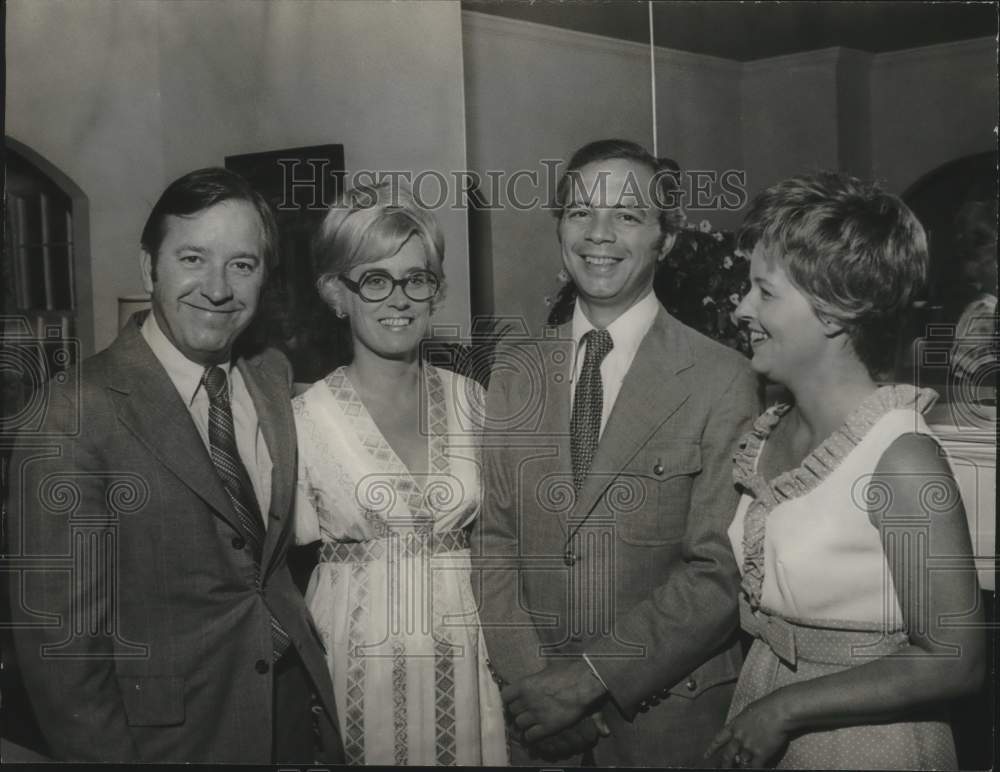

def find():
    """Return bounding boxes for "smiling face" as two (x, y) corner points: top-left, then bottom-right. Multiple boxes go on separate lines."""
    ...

(558, 158), (675, 326)
(337, 235), (435, 362)
(141, 199), (266, 366)
(735, 244), (833, 385)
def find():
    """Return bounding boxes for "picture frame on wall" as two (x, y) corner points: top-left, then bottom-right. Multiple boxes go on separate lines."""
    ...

(225, 144), (347, 381)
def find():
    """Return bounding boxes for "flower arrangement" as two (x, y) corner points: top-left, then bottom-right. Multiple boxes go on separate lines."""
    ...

(545, 218), (751, 356)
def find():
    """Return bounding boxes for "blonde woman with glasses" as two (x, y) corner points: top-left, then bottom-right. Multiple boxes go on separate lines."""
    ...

(292, 183), (508, 765)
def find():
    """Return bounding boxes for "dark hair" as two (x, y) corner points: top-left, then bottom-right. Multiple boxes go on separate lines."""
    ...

(552, 138), (684, 235)
(140, 167), (278, 274)
(738, 171), (928, 376)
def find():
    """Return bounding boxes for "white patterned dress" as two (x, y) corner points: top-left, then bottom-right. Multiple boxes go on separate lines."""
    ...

(293, 365), (508, 766)
(726, 385), (959, 770)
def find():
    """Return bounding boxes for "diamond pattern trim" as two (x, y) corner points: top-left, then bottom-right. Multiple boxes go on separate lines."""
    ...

(434, 638), (458, 765)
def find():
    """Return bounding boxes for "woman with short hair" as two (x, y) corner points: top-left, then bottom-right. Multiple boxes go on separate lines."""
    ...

(707, 172), (985, 770)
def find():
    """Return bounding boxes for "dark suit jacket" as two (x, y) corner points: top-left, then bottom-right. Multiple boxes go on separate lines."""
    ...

(6, 316), (343, 763)
(474, 308), (760, 767)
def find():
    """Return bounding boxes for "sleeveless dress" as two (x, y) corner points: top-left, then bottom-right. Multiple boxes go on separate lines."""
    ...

(293, 365), (508, 766)
(726, 385), (959, 770)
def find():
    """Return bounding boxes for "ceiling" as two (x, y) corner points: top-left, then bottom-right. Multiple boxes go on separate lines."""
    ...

(461, 1), (998, 61)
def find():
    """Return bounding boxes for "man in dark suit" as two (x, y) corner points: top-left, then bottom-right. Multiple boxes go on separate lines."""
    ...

(474, 139), (760, 766)
(6, 168), (344, 763)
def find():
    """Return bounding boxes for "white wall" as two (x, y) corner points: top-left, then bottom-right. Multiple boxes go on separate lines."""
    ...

(6, 1), (165, 353)
(740, 49), (843, 200)
(739, 37), (997, 199)
(462, 12), (995, 325)
(7, 0), (470, 353)
(8, 2), (995, 345)
(462, 12), (742, 328)
(870, 38), (997, 194)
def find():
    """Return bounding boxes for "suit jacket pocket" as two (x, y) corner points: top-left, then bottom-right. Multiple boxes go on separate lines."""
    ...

(616, 441), (702, 546)
(118, 675), (185, 727)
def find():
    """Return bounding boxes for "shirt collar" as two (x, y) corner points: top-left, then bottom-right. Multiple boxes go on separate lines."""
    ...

(140, 310), (233, 407)
(571, 289), (660, 359)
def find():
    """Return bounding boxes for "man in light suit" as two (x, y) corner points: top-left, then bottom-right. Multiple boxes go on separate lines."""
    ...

(6, 168), (344, 763)
(474, 139), (760, 766)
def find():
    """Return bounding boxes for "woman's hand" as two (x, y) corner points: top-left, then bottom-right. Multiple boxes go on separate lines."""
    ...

(704, 692), (793, 768)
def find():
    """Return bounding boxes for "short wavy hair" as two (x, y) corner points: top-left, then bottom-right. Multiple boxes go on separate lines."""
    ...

(140, 167), (278, 276)
(312, 181), (445, 295)
(552, 138), (685, 237)
(737, 171), (928, 375)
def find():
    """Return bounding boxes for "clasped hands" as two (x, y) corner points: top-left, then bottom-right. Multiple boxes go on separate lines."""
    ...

(503, 661), (792, 766)
(501, 658), (610, 761)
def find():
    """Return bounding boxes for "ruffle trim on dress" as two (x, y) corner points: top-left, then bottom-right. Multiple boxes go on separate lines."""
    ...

(733, 384), (938, 609)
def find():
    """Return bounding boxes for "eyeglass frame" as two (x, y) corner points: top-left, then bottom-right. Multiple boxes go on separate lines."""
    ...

(337, 269), (441, 303)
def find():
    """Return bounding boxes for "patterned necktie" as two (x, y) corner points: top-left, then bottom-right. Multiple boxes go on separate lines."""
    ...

(203, 366), (290, 661)
(570, 329), (614, 491)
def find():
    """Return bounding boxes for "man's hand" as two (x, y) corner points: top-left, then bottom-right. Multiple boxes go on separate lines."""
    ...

(529, 719), (597, 761)
(502, 659), (608, 743)
(528, 712), (612, 761)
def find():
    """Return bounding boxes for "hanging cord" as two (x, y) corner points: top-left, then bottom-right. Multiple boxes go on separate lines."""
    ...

(649, 1), (658, 156)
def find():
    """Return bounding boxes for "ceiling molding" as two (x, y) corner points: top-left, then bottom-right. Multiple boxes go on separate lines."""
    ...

(462, 2), (995, 62)
(871, 35), (997, 70)
(462, 10), (740, 74)
(741, 46), (863, 74)
(466, 11), (995, 82)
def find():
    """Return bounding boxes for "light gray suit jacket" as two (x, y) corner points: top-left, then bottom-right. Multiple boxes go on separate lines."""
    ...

(474, 308), (760, 767)
(7, 315), (343, 763)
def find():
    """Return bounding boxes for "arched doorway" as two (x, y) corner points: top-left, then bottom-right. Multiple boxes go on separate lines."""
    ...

(895, 151), (997, 391)
(3, 138), (93, 358)
(2, 139), (93, 758)
(903, 151), (997, 320)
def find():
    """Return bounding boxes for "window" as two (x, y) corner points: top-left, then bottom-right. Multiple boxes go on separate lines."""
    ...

(2, 142), (90, 431)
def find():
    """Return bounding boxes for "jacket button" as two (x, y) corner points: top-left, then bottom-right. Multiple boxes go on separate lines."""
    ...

(653, 463), (665, 475)
(685, 678), (697, 692)
(255, 659), (270, 674)
(231, 536), (246, 550)
(638, 702), (649, 713)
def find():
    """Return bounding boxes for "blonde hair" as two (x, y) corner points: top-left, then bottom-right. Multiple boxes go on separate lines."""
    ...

(312, 182), (445, 284)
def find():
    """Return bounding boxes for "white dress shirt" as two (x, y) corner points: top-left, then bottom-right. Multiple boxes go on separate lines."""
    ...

(141, 311), (273, 524)
(570, 289), (660, 438)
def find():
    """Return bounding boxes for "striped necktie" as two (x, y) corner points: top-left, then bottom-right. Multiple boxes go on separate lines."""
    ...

(203, 366), (290, 661)
(570, 328), (614, 491)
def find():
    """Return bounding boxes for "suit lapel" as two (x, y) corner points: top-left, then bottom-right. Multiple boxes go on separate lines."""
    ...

(239, 355), (295, 576)
(108, 319), (241, 534)
(574, 309), (695, 520)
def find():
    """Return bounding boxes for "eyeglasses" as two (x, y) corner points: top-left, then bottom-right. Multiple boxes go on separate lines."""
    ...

(338, 270), (440, 303)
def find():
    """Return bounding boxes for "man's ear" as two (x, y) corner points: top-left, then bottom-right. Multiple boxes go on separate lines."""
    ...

(658, 232), (678, 261)
(140, 249), (155, 294)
